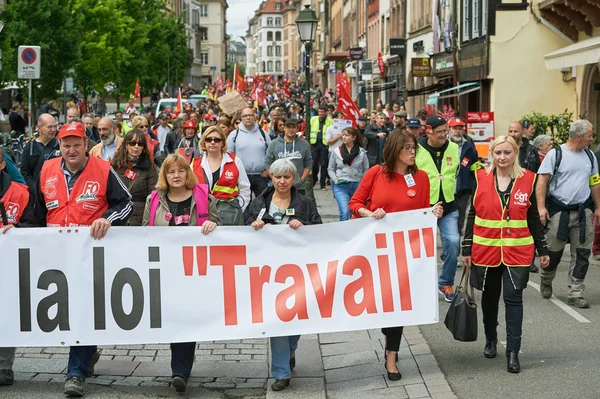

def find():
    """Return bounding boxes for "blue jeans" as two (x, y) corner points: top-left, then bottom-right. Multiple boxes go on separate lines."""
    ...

(438, 210), (460, 287)
(67, 345), (97, 379)
(270, 335), (300, 379)
(332, 182), (359, 221)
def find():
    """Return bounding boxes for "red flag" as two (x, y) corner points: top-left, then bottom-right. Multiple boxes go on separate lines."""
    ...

(216, 75), (224, 91)
(174, 88), (182, 114)
(234, 64), (247, 92)
(336, 71), (350, 97)
(226, 77), (232, 92)
(254, 79), (267, 107)
(377, 52), (385, 78)
(336, 74), (360, 126)
(284, 78), (290, 97)
(134, 78), (140, 100)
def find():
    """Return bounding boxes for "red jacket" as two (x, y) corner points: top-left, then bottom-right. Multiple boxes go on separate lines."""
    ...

(40, 156), (111, 227)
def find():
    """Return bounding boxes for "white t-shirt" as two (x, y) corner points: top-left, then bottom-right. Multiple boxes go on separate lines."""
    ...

(325, 125), (343, 152)
(157, 125), (171, 151)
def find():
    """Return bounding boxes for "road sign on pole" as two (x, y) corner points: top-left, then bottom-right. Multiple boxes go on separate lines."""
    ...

(18, 45), (41, 79)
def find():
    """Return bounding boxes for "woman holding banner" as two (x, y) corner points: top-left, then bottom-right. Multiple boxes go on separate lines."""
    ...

(461, 136), (549, 374)
(247, 158), (322, 392)
(142, 153), (220, 393)
(348, 131), (443, 381)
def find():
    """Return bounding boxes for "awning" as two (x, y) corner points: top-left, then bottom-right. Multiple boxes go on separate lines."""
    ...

(427, 82), (480, 104)
(406, 79), (452, 97)
(544, 36), (600, 70)
(326, 51), (350, 61)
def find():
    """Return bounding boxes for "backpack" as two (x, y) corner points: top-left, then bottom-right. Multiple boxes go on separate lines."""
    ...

(552, 145), (595, 179)
(232, 126), (269, 153)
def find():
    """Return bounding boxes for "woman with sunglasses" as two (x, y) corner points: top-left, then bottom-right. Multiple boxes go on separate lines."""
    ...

(131, 115), (161, 166)
(190, 126), (250, 225)
(111, 129), (158, 226)
(349, 131), (443, 382)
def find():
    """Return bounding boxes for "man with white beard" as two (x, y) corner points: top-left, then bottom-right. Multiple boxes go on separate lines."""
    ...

(90, 117), (123, 161)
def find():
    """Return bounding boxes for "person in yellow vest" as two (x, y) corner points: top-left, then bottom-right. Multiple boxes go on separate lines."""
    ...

(461, 135), (549, 374)
(309, 105), (333, 190)
(190, 126), (251, 225)
(415, 116), (461, 302)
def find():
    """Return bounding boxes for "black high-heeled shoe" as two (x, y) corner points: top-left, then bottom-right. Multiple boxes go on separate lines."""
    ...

(384, 363), (402, 381)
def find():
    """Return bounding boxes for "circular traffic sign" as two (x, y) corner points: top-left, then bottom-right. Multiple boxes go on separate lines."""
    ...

(21, 48), (37, 65)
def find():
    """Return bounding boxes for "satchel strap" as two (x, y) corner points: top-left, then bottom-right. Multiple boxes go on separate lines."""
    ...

(458, 266), (475, 300)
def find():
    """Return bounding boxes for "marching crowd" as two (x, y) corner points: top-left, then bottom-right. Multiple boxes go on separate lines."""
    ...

(1, 92), (600, 397)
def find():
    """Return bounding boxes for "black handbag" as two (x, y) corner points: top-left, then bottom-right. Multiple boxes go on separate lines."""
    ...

(444, 266), (478, 342)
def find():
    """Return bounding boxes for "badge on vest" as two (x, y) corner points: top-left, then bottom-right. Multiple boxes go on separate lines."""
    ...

(461, 157), (469, 167)
(513, 189), (528, 206)
(124, 169), (137, 180)
(46, 200), (59, 210)
(76, 181), (100, 203)
(4, 202), (19, 223)
(446, 157), (453, 166)
(286, 208), (295, 216)
(224, 171), (234, 180)
(404, 174), (416, 187)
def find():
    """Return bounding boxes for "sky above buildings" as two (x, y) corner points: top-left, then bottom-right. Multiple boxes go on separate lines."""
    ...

(228, 0), (263, 39)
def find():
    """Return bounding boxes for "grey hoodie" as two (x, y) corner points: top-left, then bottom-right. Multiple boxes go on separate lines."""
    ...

(226, 122), (271, 175)
(265, 135), (313, 188)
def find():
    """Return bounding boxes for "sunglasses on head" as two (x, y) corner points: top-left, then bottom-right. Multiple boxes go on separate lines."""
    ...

(128, 141), (145, 147)
(205, 137), (223, 143)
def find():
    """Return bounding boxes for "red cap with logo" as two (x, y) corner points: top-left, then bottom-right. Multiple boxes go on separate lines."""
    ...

(57, 122), (86, 139)
(183, 120), (197, 129)
(448, 118), (465, 127)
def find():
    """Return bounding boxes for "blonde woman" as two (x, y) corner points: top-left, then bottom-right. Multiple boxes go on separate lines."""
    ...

(142, 153), (220, 393)
(462, 135), (549, 374)
(190, 126), (251, 225)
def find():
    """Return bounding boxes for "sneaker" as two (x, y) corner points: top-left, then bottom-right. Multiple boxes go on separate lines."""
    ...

(540, 282), (552, 299)
(87, 350), (100, 377)
(172, 376), (187, 392)
(64, 376), (84, 397)
(0, 369), (14, 386)
(271, 378), (290, 391)
(438, 285), (455, 302)
(320, 186), (326, 191)
(567, 297), (589, 308)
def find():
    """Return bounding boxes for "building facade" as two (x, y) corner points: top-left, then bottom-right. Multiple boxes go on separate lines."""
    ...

(228, 37), (247, 69)
(253, 0), (286, 76)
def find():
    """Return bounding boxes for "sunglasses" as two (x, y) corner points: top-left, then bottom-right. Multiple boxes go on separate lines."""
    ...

(139, 125), (148, 128)
(205, 137), (223, 143)
(128, 141), (145, 147)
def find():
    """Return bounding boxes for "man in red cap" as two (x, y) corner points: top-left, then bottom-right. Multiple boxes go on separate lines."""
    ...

(448, 117), (479, 239)
(23, 122), (132, 397)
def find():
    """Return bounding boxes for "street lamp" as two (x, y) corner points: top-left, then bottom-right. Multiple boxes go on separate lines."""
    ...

(296, 5), (318, 135)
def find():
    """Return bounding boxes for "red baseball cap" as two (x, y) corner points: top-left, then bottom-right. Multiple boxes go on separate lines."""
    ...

(183, 120), (197, 129)
(448, 118), (465, 127)
(57, 122), (86, 139)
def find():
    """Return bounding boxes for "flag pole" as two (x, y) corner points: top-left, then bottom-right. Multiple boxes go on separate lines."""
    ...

(233, 63), (237, 91)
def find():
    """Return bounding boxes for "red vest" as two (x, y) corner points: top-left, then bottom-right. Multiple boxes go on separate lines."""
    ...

(471, 169), (536, 267)
(146, 132), (159, 163)
(0, 181), (29, 227)
(40, 156), (110, 227)
(191, 153), (240, 200)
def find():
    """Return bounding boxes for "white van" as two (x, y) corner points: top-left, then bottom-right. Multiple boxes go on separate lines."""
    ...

(155, 98), (199, 116)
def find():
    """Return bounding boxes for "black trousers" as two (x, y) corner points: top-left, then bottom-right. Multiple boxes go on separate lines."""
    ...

(481, 265), (523, 352)
(171, 342), (195, 381)
(382, 326), (404, 352)
(248, 174), (270, 198)
(455, 191), (471, 236)
(311, 146), (328, 188)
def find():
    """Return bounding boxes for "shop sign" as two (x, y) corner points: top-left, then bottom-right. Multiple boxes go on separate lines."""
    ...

(466, 112), (494, 142)
(411, 58), (431, 77)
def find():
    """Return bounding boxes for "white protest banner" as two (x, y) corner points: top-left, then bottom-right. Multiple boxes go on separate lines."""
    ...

(0, 210), (438, 347)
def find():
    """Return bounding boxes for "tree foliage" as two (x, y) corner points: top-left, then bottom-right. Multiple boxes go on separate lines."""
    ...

(0, 0), (190, 105)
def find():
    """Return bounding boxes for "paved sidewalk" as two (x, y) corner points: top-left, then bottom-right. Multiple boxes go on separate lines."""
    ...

(9, 188), (455, 398)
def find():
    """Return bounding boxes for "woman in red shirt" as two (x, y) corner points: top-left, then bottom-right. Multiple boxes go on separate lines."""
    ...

(349, 131), (442, 381)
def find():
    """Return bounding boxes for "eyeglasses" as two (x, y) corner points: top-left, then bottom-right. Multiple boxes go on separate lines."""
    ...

(402, 146), (417, 152)
(205, 137), (223, 143)
(128, 141), (144, 147)
(139, 125), (148, 128)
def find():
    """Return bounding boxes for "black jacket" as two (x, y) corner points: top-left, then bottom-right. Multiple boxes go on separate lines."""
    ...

(9, 112), (26, 134)
(519, 138), (540, 173)
(245, 186), (322, 226)
(20, 138), (61, 200)
(165, 131), (182, 154)
(364, 123), (390, 167)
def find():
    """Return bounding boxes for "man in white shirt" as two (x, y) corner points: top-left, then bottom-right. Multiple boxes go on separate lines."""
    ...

(155, 113), (172, 155)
